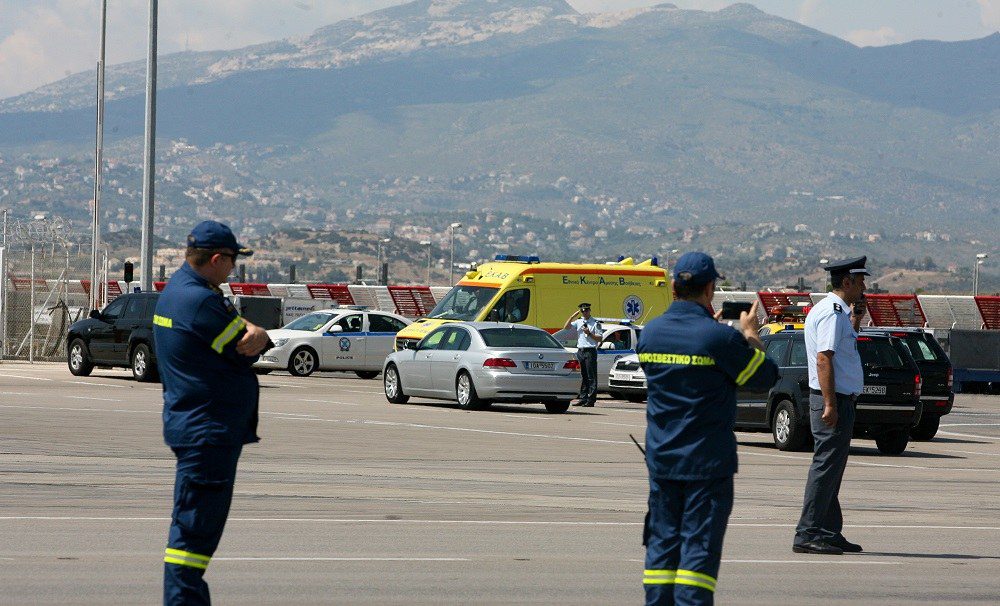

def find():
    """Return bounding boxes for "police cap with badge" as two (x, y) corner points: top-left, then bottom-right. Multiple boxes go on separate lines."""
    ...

(824, 256), (870, 313)
(187, 220), (254, 257)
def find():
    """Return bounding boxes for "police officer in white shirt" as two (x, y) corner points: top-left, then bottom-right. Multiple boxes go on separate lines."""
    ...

(794, 256), (869, 555)
(564, 303), (603, 407)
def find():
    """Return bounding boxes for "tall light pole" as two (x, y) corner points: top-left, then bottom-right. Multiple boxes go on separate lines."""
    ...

(420, 240), (432, 285)
(139, 0), (158, 292)
(376, 238), (390, 285)
(449, 222), (462, 284)
(973, 253), (988, 296)
(90, 0), (108, 310)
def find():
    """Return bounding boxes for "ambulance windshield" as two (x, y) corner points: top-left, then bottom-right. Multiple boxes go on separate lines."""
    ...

(427, 285), (499, 321)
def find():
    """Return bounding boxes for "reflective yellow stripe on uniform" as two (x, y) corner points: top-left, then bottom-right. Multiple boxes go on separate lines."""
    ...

(675, 568), (717, 592)
(643, 569), (677, 585)
(637, 353), (715, 366)
(735, 349), (765, 386)
(153, 314), (173, 328)
(211, 317), (246, 354)
(164, 547), (211, 570)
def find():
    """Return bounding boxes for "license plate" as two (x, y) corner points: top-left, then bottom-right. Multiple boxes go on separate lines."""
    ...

(862, 385), (887, 395)
(631, 374), (645, 381)
(525, 361), (555, 370)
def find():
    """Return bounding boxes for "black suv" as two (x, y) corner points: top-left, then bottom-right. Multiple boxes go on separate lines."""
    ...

(862, 327), (953, 440)
(66, 292), (160, 382)
(736, 330), (922, 455)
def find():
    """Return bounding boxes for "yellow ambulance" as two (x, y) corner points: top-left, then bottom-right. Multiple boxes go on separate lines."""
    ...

(394, 254), (671, 349)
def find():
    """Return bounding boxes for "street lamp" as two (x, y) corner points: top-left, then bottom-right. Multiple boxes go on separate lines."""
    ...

(376, 238), (390, 285)
(420, 240), (432, 285)
(449, 222), (462, 284)
(973, 253), (989, 296)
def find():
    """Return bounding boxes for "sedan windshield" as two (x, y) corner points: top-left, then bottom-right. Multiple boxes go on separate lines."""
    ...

(283, 312), (334, 331)
(426, 286), (499, 321)
(479, 327), (563, 349)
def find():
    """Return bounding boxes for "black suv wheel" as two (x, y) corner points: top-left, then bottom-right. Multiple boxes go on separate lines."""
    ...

(771, 399), (810, 451)
(910, 414), (940, 441)
(131, 343), (159, 382)
(875, 428), (909, 455)
(68, 339), (94, 376)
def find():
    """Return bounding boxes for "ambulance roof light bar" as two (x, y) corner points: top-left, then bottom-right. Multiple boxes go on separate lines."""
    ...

(494, 254), (541, 263)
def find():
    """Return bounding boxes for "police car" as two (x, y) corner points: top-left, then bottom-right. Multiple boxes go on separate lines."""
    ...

(608, 353), (646, 402)
(253, 308), (412, 377)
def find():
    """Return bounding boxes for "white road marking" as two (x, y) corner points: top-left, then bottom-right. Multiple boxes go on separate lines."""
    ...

(0, 404), (156, 414)
(299, 399), (361, 406)
(941, 423), (1000, 427)
(739, 449), (997, 472)
(0, 392), (34, 396)
(937, 430), (1000, 441)
(66, 396), (123, 402)
(260, 382), (309, 389)
(941, 449), (1000, 457)
(261, 412), (320, 418)
(501, 414), (550, 420)
(72, 381), (129, 389)
(214, 557), (468, 562)
(354, 419), (635, 446)
(592, 421), (645, 428)
(2, 517), (999, 531)
(628, 558), (901, 565)
(0, 373), (52, 381)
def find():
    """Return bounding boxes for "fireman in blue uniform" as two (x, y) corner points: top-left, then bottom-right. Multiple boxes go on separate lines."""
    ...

(637, 252), (779, 606)
(154, 221), (271, 605)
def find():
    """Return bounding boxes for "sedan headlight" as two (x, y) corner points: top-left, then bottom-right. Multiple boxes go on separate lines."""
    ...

(272, 338), (289, 348)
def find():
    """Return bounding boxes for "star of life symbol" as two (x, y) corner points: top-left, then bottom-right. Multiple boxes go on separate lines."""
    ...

(339, 337), (351, 352)
(624, 295), (643, 320)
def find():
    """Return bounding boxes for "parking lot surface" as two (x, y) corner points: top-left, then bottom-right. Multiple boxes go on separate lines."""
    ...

(1, 362), (998, 605)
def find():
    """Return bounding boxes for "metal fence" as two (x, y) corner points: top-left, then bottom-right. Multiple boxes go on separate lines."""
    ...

(1, 216), (98, 362)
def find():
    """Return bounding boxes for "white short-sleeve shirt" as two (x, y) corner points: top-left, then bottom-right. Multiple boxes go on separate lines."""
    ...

(572, 317), (603, 349)
(805, 292), (863, 395)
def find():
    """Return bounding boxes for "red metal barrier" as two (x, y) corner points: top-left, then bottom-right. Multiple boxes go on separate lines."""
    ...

(974, 296), (1000, 330)
(865, 294), (926, 327)
(306, 284), (355, 305)
(227, 283), (271, 296)
(388, 286), (437, 318)
(757, 292), (812, 320)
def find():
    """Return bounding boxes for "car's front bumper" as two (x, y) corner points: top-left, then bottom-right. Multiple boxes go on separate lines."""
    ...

(253, 348), (292, 370)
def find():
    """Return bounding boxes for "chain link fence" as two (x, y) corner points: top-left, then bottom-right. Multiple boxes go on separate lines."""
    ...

(1, 216), (98, 362)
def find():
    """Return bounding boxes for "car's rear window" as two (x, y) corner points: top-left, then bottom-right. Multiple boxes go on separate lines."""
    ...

(858, 338), (906, 369)
(479, 328), (562, 349)
(899, 334), (943, 362)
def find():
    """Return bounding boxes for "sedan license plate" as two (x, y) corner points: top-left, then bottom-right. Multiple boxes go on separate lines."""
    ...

(525, 361), (555, 371)
(862, 385), (887, 395)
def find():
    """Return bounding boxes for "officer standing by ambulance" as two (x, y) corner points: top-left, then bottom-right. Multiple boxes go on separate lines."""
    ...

(793, 256), (869, 555)
(637, 252), (779, 605)
(154, 221), (271, 605)
(564, 302), (603, 407)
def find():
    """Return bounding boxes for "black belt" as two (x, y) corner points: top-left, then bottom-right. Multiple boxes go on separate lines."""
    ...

(810, 389), (856, 399)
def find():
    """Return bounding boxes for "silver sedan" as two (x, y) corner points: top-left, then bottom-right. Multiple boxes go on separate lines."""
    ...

(383, 322), (581, 413)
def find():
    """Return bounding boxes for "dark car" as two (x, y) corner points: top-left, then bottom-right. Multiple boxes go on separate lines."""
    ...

(66, 292), (160, 382)
(862, 327), (953, 440)
(736, 330), (922, 455)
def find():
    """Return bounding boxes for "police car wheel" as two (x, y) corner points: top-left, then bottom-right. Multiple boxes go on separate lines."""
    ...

(456, 371), (488, 410)
(383, 364), (409, 404)
(355, 371), (380, 380)
(288, 347), (318, 377)
(131, 343), (159, 383)
(909, 414), (939, 441)
(68, 339), (94, 376)
(875, 428), (909, 455)
(772, 400), (810, 452)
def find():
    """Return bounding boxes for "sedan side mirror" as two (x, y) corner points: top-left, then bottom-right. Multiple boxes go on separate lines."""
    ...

(89, 309), (102, 320)
(327, 325), (343, 333)
(405, 341), (418, 351)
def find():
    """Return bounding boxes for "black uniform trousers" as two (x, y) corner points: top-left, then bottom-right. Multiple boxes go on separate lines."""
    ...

(164, 445), (243, 606)
(576, 347), (598, 405)
(644, 476), (734, 606)
(794, 393), (856, 545)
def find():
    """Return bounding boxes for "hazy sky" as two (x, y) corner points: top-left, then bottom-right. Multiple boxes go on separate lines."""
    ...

(1, 0), (997, 100)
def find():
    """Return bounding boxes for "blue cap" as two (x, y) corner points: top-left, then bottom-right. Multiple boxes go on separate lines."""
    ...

(186, 221), (253, 256)
(823, 256), (869, 276)
(672, 252), (723, 286)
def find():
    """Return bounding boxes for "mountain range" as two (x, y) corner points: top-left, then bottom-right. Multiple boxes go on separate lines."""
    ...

(0, 0), (996, 282)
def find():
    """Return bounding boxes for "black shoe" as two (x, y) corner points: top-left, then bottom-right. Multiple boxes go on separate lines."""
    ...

(829, 537), (863, 553)
(580, 402), (595, 407)
(792, 540), (843, 555)
(572, 399), (587, 407)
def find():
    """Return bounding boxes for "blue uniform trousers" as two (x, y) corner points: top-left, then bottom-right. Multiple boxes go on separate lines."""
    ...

(164, 445), (243, 606)
(576, 347), (598, 404)
(794, 393), (856, 545)
(644, 476), (734, 606)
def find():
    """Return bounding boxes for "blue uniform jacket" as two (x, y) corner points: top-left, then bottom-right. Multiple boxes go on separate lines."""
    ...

(637, 300), (779, 480)
(153, 262), (261, 447)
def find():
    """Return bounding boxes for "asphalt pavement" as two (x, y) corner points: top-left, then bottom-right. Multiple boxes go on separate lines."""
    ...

(1, 362), (998, 605)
